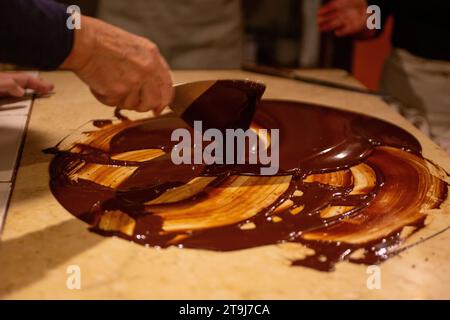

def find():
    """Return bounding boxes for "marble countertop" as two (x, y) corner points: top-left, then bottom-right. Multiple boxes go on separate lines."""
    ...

(1, 70), (449, 299)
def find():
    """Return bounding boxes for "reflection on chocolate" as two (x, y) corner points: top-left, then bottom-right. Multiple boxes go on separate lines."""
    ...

(93, 119), (113, 128)
(47, 100), (448, 272)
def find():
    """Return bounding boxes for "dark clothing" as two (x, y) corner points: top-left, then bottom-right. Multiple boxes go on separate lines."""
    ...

(370, 0), (450, 61)
(0, 0), (74, 69)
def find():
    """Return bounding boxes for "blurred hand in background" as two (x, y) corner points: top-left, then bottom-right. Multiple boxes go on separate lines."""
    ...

(317, 0), (374, 38)
(0, 72), (53, 98)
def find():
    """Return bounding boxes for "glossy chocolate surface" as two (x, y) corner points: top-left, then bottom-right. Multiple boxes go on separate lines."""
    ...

(180, 80), (265, 131)
(47, 99), (448, 271)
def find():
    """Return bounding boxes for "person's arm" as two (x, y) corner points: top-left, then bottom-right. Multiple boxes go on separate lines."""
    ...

(60, 15), (173, 113)
(0, 0), (73, 70)
(317, 0), (393, 39)
(0, 0), (173, 113)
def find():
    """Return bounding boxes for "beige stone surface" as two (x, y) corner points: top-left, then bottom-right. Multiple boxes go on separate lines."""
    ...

(1, 70), (449, 299)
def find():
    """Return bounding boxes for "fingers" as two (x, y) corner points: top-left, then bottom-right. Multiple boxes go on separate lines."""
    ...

(92, 72), (172, 114)
(11, 73), (54, 93)
(318, 0), (345, 33)
(318, 0), (339, 16)
(119, 87), (141, 110)
(139, 78), (162, 113)
(0, 72), (54, 98)
(154, 56), (174, 114)
(335, 23), (354, 37)
(90, 89), (118, 107)
(24, 75), (54, 93)
(318, 12), (345, 32)
(156, 80), (173, 115)
(318, 0), (360, 15)
(0, 78), (25, 97)
(128, 56), (173, 114)
(317, 0), (368, 36)
(318, 0), (346, 16)
(119, 78), (172, 114)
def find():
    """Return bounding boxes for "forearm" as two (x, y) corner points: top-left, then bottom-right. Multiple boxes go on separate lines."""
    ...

(0, 0), (74, 69)
(0, 0), (173, 112)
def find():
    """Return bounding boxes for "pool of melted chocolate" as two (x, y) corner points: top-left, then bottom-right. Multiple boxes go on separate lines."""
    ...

(47, 99), (448, 271)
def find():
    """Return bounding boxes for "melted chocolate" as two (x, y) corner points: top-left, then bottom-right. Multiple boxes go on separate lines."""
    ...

(93, 119), (113, 128)
(181, 80), (265, 131)
(47, 97), (448, 271)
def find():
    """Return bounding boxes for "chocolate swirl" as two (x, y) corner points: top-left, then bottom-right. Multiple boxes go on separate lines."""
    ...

(47, 100), (448, 271)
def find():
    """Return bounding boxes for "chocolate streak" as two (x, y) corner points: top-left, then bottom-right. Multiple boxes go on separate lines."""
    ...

(47, 98), (448, 272)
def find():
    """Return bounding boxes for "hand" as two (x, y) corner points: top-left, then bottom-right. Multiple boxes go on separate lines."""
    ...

(317, 0), (373, 38)
(0, 72), (53, 98)
(61, 16), (173, 114)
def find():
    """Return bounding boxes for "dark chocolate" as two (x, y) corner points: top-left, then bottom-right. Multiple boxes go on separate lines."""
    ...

(47, 95), (448, 272)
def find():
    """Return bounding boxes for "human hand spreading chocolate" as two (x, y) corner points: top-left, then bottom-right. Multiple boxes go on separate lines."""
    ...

(61, 16), (173, 114)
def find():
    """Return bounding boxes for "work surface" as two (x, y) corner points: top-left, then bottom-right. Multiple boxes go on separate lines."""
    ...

(1, 70), (449, 299)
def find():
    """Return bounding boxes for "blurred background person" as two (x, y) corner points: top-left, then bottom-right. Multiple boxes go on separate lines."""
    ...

(8, 0), (446, 150)
(97, 0), (342, 70)
(98, 0), (244, 69)
(318, 0), (450, 152)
